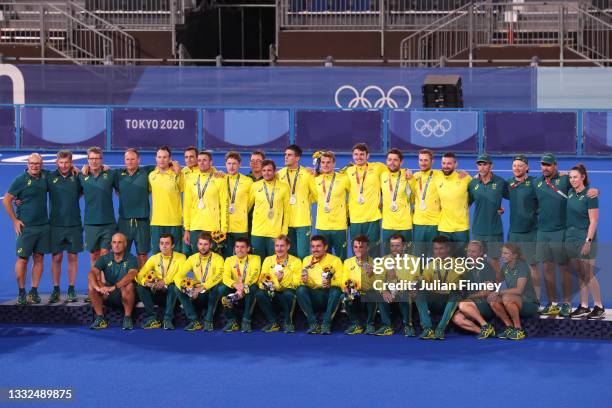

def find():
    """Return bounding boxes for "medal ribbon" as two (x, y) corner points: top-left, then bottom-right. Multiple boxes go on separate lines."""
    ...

(419, 171), (433, 204)
(286, 166), (300, 197)
(197, 173), (213, 201)
(199, 254), (212, 284)
(227, 174), (240, 206)
(263, 180), (276, 211)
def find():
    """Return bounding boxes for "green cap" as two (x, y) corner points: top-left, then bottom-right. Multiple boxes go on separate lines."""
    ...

(513, 154), (528, 164)
(476, 154), (492, 164)
(540, 153), (557, 165)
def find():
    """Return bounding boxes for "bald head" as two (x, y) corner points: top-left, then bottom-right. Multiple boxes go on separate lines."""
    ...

(27, 153), (43, 177)
(111, 233), (128, 255)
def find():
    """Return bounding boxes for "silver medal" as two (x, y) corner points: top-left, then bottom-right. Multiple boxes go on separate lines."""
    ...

(358, 195), (365, 204)
(324, 204), (331, 213)
(228, 204), (235, 214)
(274, 264), (283, 273)
(198, 199), (205, 209)
(390, 202), (398, 212)
(289, 195), (296, 205)
(268, 209), (274, 219)
(419, 200), (426, 210)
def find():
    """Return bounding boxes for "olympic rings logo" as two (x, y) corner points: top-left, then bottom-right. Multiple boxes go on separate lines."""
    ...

(414, 119), (452, 138)
(334, 85), (412, 109)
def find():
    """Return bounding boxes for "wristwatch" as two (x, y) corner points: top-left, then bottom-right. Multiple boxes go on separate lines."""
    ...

(585, 238), (593, 242)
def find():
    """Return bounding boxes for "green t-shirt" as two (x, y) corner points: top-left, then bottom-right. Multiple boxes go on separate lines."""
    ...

(47, 170), (82, 227)
(7, 170), (48, 226)
(504, 176), (538, 233)
(78, 170), (116, 225)
(566, 186), (598, 230)
(461, 262), (497, 302)
(94, 252), (139, 285)
(533, 173), (570, 232)
(468, 173), (507, 235)
(502, 260), (537, 303)
(114, 165), (155, 220)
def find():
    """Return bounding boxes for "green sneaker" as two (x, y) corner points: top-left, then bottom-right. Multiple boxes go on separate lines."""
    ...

(27, 289), (41, 304)
(163, 319), (175, 330)
(560, 303), (572, 318)
(403, 325), (416, 337)
(320, 323), (332, 335)
(48, 289), (61, 304)
(84, 296), (91, 303)
(540, 303), (560, 316)
(89, 316), (108, 330)
(508, 327), (526, 340)
(497, 326), (513, 339)
(203, 321), (214, 332)
(16, 292), (27, 305)
(222, 320), (239, 332)
(373, 326), (394, 336)
(185, 321), (203, 331)
(66, 288), (78, 303)
(122, 316), (134, 330)
(434, 328), (445, 340)
(240, 320), (252, 333)
(262, 323), (280, 333)
(344, 324), (364, 335)
(477, 323), (495, 340)
(364, 324), (376, 335)
(283, 323), (295, 333)
(142, 318), (162, 329)
(306, 323), (320, 334)
(419, 328), (435, 340)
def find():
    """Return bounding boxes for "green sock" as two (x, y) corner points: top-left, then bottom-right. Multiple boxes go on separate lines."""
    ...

(18, 288), (26, 295)
(30, 287), (38, 294)
(68, 285), (75, 291)
(53, 286), (60, 292)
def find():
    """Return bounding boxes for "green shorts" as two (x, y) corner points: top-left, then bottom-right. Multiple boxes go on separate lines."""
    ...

(438, 230), (469, 257)
(85, 223), (116, 253)
(472, 233), (503, 258)
(519, 301), (539, 318)
(118, 218), (151, 255)
(103, 288), (123, 308)
(16, 224), (50, 257)
(565, 227), (597, 260)
(508, 230), (537, 265)
(536, 229), (568, 264)
(50, 225), (83, 254)
(150, 225), (184, 254)
(474, 300), (494, 320)
(412, 224), (438, 257)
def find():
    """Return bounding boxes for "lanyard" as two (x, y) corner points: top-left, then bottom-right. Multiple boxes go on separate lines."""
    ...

(323, 173), (337, 205)
(436, 267), (449, 283)
(510, 177), (526, 190)
(276, 256), (289, 268)
(159, 254), (173, 279)
(545, 177), (568, 199)
(227, 174), (240, 205)
(419, 171), (433, 203)
(236, 257), (250, 283)
(263, 180), (276, 210)
(286, 166), (300, 197)
(197, 173), (213, 200)
(355, 164), (368, 196)
(199, 254), (212, 284)
(388, 171), (402, 202)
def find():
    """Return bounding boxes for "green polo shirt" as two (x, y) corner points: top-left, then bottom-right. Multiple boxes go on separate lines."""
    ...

(7, 170), (49, 226)
(502, 260), (537, 303)
(464, 262), (497, 300)
(533, 173), (570, 232)
(78, 170), (116, 225)
(566, 186), (598, 230)
(468, 173), (507, 236)
(48, 170), (82, 227)
(246, 172), (263, 182)
(114, 165), (155, 220)
(504, 176), (538, 233)
(94, 251), (139, 285)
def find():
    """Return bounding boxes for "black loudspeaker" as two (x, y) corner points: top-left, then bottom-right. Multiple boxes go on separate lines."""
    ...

(422, 74), (463, 108)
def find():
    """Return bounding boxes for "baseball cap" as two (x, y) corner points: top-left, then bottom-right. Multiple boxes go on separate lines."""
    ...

(513, 154), (528, 164)
(476, 154), (492, 164)
(540, 153), (557, 165)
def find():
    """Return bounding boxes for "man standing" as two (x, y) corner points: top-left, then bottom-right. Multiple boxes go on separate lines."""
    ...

(313, 151), (350, 260)
(88, 233), (138, 330)
(136, 234), (187, 330)
(249, 160), (290, 259)
(296, 235), (343, 334)
(437, 152), (472, 256)
(380, 148), (413, 255)
(223, 151), (253, 257)
(3, 153), (49, 304)
(46, 150), (83, 303)
(180, 146), (199, 255)
(468, 155), (507, 280)
(277, 145), (317, 259)
(183, 151), (228, 254)
(247, 151), (265, 182)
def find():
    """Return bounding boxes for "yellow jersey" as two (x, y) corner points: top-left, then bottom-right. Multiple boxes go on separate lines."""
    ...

(437, 171), (472, 233)
(342, 256), (377, 292)
(174, 251), (224, 290)
(224, 173), (253, 234)
(277, 166), (317, 228)
(222, 254), (261, 288)
(149, 168), (183, 226)
(380, 253), (421, 284)
(136, 251), (186, 286)
(300, 253), (343, 289)
(344, 162), (386, 223)
(421, 258), (463, 294)
(249, 178), (291, 238)
(380, 169), (413, 230)
(183, 170), (228, 232)
(314, 172), (350, 231)
(259, 254), (303, 290)
(410, 169), (443, 226)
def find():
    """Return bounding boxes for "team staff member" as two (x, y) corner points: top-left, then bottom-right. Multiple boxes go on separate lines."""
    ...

(219, 238), (261, 333)
(380, 149), (413, 255)
(468, 155), (507, 280)
(504, 155), (540, 303)
(410, 149), (443, 257)
(223, 151), (253, 257)
(48, 150), (82, 303)
(249, 160), (291, 259)
(247, 151), (265, 182)
(183, 151), (228, 253)
(135, 234), (186, 330)
(3, 153), (49, 305)
(314, 151), (350, 260)
(415, 236), (462, 340)
(437, 152), (472, 255)
(451, 241), (497, 339)
(379, 234), (419, 336)
(256, 235), (302, 333)
(278, 145), (317, 259)
(296, 235), (343, 334)
(79, 147), (116, 267)
(344, 143), (387, 256)
(88, 233), (138, 330)
(174, 232), (225, 331)
(566, 165), (605, 319)
(341, 236), (379, 335)
(488, 244), (538, 340)
(149, 146), (184, 254)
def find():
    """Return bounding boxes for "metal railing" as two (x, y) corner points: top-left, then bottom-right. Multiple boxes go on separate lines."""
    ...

(279, 0), (381, 30)
(570, 2), (612, 66)
(85, 0), (186, 29)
